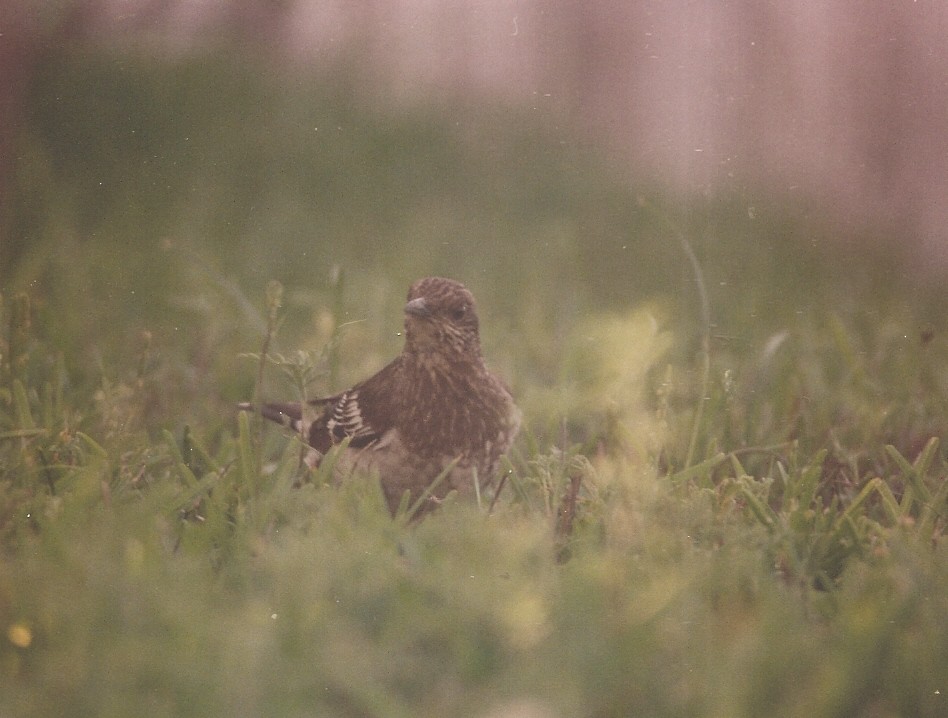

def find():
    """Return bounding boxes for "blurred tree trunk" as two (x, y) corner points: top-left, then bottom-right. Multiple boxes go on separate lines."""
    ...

(0, 1), (94, 275)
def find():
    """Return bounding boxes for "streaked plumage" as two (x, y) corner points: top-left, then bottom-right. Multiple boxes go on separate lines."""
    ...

(241, 277), (520, 515)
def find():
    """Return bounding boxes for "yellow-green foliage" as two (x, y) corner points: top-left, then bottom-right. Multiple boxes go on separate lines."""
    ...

(525, 308), (673, 458)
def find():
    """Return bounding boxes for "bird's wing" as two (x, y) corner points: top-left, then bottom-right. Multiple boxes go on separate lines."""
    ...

(307, 358), (401, 451)
(323, 390), (380, 445)
(237, 393), (381, 455)
(239, 358), (402, 455)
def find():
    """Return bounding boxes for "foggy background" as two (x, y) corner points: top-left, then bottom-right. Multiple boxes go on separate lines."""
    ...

(3, 0), (947, 270)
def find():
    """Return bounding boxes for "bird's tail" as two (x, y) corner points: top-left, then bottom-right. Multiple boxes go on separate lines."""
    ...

(237, 401), (304, 433)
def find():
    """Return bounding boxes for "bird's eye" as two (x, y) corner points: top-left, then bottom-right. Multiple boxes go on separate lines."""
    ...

(450, 305), (467, 321)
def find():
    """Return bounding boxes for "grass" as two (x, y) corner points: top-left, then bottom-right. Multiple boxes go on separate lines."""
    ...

(1, 48), (947, 717)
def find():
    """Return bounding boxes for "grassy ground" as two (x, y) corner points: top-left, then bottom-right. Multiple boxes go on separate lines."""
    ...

(2, 49), (947, 717)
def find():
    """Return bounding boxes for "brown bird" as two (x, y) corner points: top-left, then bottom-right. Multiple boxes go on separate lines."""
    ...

(241, 277), (521, 515)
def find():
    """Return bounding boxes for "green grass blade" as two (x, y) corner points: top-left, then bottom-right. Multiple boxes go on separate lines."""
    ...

(77, 431), (109, 461)
(667, 452), (726, 484)
(917, 472), (948, 541)
(401, 457), (460, 523)
(885, 444), (932, 504)
(739, 484), (778, 532)
(237, 409), (257, 500)
(12, 379), (35, 429)
(163, 429), (199, 488)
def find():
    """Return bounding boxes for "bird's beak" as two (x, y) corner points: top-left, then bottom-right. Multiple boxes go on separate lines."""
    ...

(404, 297), (431, 318)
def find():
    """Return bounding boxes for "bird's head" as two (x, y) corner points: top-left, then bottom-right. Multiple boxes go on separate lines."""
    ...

(403, 277), (481, 359)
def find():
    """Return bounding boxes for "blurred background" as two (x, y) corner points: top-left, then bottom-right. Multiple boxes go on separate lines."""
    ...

(4, 0), (947, 264)
(1, 0), (946, 431)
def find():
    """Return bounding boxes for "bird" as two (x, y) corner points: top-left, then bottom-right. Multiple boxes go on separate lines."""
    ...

(240, 277), (521, 516)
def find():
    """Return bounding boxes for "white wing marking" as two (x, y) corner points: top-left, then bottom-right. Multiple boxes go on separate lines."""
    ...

(326, 391), (378, 443)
